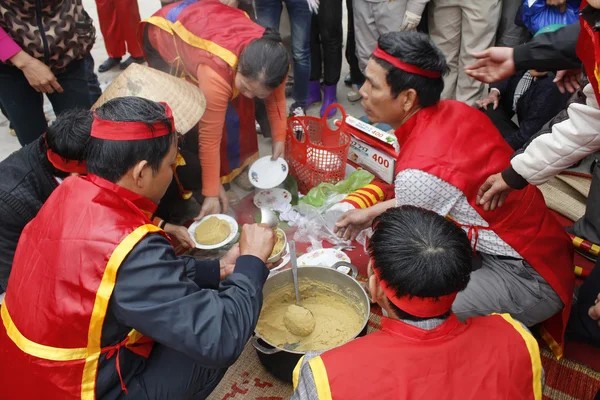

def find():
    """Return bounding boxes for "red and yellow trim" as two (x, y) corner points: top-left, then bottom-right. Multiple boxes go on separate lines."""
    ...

(341, 183), (387, 209)
(497, 314), (543, 400)
(0, 224), (162, 399)
(81, 223), (162, 399)
(308, 356), (333, 400)
(144, 16), (239, 69)
(292, 355), (333, 399)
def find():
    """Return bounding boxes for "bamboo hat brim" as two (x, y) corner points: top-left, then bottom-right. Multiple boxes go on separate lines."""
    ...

(92, 64), (206, 134)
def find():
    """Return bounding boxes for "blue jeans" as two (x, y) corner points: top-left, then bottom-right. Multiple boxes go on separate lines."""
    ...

(255, 0), (311, 108)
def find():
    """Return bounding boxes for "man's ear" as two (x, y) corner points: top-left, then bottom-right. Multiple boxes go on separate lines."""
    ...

(131, 160), (149, 188)
(369, 273), (384, 304)
(403, 88), (419, 112)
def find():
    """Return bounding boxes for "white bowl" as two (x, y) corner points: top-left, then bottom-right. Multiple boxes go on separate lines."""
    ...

(267, 228), (287, 264)
(188, 214), (238, 250)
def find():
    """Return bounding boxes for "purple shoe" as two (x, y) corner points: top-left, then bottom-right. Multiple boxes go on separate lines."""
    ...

(307, 80), (321, 107)
(320, 84), (338, 118)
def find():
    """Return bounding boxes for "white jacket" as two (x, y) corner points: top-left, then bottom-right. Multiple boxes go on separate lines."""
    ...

(511, 83), (600, 185)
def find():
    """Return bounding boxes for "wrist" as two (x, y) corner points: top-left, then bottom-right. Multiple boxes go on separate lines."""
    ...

(10, 50), (31, 69)
(490, 88), (501, 97)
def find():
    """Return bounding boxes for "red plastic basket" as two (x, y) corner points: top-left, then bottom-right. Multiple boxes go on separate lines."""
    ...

(284, 104), (352, 194)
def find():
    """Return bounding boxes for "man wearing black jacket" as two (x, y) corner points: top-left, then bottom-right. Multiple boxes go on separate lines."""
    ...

(0, 108), (89, 296)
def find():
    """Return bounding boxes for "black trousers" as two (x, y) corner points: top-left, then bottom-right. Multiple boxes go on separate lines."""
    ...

(345, 0), (364, 85)
(310, 0), (343, 85)
(483, 105), (520, 150)
(123, 344), (227, 399)
(0, 56), (94, 146)
(566, 163), (600, 352)
(567, 256), (600, 348)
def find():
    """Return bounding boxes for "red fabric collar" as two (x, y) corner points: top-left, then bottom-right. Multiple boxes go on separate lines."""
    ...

(85, 174), (158, 217)
(91, 102), (175, 140)
(393, 107), (424, 148)
(381, 314), (464, 341)
(372, 46), (442, 79)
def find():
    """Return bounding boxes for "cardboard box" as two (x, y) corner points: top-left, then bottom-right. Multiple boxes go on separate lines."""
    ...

(338, 116), (399, 184)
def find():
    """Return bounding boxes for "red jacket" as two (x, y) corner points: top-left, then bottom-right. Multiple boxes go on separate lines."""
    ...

(0, 175), (163, 399)
(296, 314), (542, 400)
(577, 0), (600, 104)
(394, 100), (574, 357)
(141, 0), (264, 85)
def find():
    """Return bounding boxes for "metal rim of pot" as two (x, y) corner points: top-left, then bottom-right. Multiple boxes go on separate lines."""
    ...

(252, 261), (370, 355)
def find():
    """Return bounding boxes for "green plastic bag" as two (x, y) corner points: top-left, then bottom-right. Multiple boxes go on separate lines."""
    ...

(299, 169), (374, 208)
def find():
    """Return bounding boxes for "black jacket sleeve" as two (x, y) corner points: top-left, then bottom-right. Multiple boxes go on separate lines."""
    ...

(490, 78), (509, 94)
(110, 233), (270, 368)
(513, 23), (581, 71)
(0, 200), (29, 292)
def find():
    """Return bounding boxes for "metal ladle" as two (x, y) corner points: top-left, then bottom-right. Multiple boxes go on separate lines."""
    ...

(284, 240), (316, 337)
(260, 207), (279, 229)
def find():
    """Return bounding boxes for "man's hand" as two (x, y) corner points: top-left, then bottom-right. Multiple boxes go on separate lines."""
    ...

(400, 11), (421, 31)
(476, 90), (500, 110)
(219, 243), (240, 279)
(554, 69), (582, 94)
(10, 50), (63, 94)
(334, 208), (375, 241)
(195, 185), (229, 220)
(271, 141), (285, 160)
(164, 223), (195, 249)
(464, 47), (515, 84)
(477, 173), (513, 211)
(239, 224), (276, 263)
(546, 0), (567, 12)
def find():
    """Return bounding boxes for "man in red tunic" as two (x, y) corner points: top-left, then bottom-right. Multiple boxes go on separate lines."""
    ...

(294, 206), (543, 400)
(0, 96), (277, 399)
(335, 31), (574, 357)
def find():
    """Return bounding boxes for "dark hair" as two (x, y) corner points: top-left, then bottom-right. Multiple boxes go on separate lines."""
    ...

(45, 108), (93, 178)
(368, 206), (472, 319)
(86, 97), (177, 183)
(372, 31), (448, 108)
(238, 27), (290, 90)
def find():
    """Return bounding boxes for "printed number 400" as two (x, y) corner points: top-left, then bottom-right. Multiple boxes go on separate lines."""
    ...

(372, 154), (390, 168)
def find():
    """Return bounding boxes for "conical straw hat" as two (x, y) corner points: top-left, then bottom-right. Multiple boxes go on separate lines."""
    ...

(92, 64), (206, 134)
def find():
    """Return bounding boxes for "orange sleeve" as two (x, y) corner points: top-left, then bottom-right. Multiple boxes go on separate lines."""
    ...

(196, 64), (233, 198)
(264, 78), (287, 143)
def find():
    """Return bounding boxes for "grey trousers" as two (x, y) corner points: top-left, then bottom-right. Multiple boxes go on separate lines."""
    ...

(428, 0), (502, 105)
(353, 0), (407, 72)
(453, 253), (563, 327)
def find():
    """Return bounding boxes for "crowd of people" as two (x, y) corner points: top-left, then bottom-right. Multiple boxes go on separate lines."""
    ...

(0, 0), (599, 398)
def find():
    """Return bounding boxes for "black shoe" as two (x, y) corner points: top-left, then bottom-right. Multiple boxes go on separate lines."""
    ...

(120, 56), (145, 70)
(344, 73), (352, 86)
(98, 57), (121, 73)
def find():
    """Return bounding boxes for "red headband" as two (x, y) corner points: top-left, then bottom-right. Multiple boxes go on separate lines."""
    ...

(373, 266), (456, 318)
(46, 148), (87, 175)
(90, 102), (175, 140)
(372, 46), (441, 79)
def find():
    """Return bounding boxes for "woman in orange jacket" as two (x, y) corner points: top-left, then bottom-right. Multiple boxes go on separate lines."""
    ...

(140, 0), (290, 218)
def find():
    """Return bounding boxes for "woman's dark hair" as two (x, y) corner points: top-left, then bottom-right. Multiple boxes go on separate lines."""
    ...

(368, 206), (472, 319)
(86, 96), (177, 183)
(45, 108), (93, 178)
(238, 27), (290, 90)
(372, 31), (449, 108)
